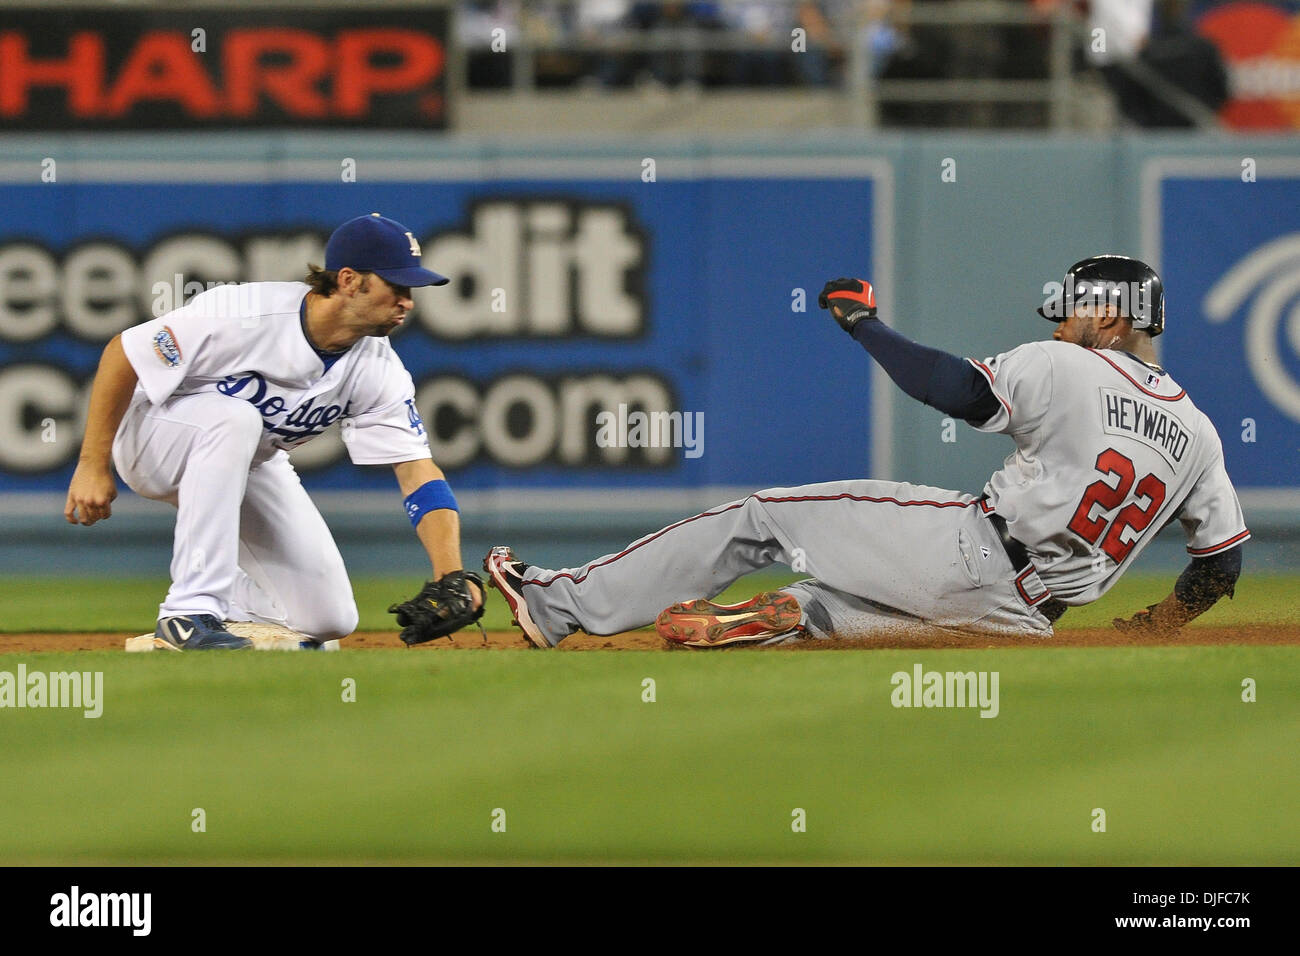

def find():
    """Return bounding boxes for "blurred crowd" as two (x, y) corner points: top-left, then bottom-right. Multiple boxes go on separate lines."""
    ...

(457, 0), (1232, 128)
(1055, 0), (1229, 127)
(459, 1), (914, 90)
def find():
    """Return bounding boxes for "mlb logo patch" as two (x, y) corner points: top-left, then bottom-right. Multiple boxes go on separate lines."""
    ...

(152, 326), (182, 367)
(1145, 372), (1161, 388)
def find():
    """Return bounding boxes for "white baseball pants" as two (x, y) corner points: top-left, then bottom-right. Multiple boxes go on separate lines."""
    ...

(112, 392), (358, 640)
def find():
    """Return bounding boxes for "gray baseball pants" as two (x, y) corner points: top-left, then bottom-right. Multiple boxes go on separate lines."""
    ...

(517, 480), (1056, 645)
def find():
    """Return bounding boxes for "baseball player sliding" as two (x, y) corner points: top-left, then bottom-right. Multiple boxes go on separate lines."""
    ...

(65, 214), (484, 650)
(485, 256), (1249, 648)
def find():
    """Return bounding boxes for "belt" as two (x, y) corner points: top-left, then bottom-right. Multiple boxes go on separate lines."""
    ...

(978, 496), (1031, 571)
(977, 496), (1068, 623)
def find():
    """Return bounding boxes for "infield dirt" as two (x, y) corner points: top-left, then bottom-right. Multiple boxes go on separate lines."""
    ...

(2, 624), (1297, 653)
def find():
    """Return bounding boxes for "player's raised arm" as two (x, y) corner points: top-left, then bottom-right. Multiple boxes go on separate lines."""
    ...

(818, 278), (1001, 424)
(385, 457), (486, 646)
(64, 333), (138, 526)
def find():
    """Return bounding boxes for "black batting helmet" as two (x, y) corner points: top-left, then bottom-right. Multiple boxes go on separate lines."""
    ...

(1038, 255), (1165, 336)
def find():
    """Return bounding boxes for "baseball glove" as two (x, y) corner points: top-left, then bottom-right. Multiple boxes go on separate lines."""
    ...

(388, 570), (486, 646)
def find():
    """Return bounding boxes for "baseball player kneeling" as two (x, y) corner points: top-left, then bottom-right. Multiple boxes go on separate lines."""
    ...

(484, 257), (1248, 648)
(65, 214), (484, 650)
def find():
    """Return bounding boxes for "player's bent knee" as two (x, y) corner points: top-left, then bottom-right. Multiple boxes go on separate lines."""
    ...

(221, 398), (265, 434)
(197, 398), (265, 451)
(332, 603), (360, 640)
(295, 599), (359, 641)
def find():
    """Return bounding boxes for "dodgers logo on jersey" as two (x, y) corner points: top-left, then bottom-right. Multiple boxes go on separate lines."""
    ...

(215, 371), (351, 444)
(152, 326), (182, 368)
(405, 399), (425, 436)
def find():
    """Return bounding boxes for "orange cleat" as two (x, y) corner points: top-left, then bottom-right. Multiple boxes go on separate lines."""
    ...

(655, 591), (804, 648)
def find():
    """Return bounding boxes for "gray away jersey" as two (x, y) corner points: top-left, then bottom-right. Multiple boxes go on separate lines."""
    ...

(968, 341), (1250, 605)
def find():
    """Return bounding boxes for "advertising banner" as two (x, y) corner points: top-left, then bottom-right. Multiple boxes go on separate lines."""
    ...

(1196, 0), (1300, 130)
(0, 8), (448, 129)
(1146, 157), (1300, 494)
(0, 158), (887, 492)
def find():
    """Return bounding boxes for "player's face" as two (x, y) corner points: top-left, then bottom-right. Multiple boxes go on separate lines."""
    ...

(1053, 304), (1110, 349)
(352, 274), (415, 336)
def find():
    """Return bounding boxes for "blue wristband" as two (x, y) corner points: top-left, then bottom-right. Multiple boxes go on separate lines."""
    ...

(404, 479), (458, 527)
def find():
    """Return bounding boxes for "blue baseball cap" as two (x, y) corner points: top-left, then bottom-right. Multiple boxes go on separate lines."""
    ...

(325, 213), (449, 287)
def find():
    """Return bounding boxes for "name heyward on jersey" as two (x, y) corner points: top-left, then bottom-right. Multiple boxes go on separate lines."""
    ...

(1099, 387), (1190, 467)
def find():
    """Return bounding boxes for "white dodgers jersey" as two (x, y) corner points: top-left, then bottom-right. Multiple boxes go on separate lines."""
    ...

(968, 341), (1250, 604)
(119, 281), (431, 466)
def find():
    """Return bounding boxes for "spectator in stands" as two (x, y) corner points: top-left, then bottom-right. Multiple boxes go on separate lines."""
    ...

(723, 1), (791, 85)
(575, 0), (633, 87)
(458, 1), (521, 88)
(459, 1), (592, 90)
(527, 1), (589, 87)
(1062, 0), (1225, 127)
(722, 1), (837, 86)
(871, 0), (950, 126)
(848, 0), (912, 79)
(1083, 0), (1155, 125)
(793, 1), (838, 85)
(627, 2), (723, 88)
(1130, 0), (1228, 126)
(938, 0), (1008, 125)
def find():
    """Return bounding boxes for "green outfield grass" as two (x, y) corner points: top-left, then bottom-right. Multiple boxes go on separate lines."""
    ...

(3, 572), (1298, 633)
(2, 574), (1295, 864)
(0, 646), (1294, 864)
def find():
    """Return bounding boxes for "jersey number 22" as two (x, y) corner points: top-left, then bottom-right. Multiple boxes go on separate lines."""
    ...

(1068, 448), (1167, 564)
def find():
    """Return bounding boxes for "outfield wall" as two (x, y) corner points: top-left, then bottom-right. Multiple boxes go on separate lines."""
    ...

(1, 132), (1297, 575)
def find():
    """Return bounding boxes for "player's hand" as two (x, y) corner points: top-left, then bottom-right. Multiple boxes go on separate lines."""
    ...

(64, 461), (118, 526)
(818, 278), (878, 333)
(388, 569), (487, 646)
(1112, 603), (1181, 638)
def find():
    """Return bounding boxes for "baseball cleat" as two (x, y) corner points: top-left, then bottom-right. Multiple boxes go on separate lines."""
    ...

(656, 591), (804, 648)
(155, 614), (253, 650)
(482, 546), (553, 648)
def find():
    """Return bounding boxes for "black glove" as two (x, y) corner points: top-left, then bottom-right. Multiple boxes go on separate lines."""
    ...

(388, 570), (486, 646)
(818, 277), (878, 333)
